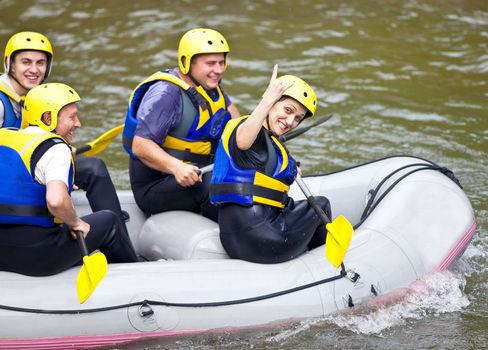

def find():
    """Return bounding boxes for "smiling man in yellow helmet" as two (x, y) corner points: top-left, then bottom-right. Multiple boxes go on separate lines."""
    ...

(122, 28), (240, 221)
(0, 83), (137, 276)
(1, 31), (130, 230)
(210, 65), (332, 264)
(0, 31), (52, 128)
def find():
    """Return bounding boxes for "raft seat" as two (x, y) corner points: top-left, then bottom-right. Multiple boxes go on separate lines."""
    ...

(136, 211), (229, 261)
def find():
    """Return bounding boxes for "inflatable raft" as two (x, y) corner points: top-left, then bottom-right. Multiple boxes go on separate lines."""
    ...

(0, 156), (476, 349)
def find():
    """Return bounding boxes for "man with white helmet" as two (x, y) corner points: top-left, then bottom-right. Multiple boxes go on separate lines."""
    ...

(1, 31), (129, 226)
(123, 28), (240, 220)
(0, 83), (137, 276)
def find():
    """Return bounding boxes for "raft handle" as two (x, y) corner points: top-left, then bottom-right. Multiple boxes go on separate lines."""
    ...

(347, 295), (354, 308)
(346, 270), (360, 283)
(138, 302), (154, 317)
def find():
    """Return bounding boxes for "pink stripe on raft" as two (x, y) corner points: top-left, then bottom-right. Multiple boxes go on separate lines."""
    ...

(0, 328), (207, 350)
(433, 219), (477, 272)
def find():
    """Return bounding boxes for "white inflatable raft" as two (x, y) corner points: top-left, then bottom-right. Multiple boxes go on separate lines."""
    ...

(0, 156), (477, 349)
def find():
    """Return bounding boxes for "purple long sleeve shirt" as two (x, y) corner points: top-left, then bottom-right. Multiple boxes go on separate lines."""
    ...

(134, 68), (232, 145)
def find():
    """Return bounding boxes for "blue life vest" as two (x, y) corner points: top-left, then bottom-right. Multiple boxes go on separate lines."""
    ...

(0, 85), (21, 128)
(210, 116), (297, 208)
(122, 70), (231, 164)
(0, 129), (74, 227)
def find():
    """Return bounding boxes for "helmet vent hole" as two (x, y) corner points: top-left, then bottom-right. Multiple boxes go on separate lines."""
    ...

(208, 40), (213, 45)
(26, 38), (31, 42)
(304, 92), (308, 97)
(41, 40), (45, 43)
(69, 90), (74, 94)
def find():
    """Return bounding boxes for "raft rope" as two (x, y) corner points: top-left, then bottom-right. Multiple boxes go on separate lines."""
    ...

(0, 265), (347, 315)
(357, 161), (462, 228)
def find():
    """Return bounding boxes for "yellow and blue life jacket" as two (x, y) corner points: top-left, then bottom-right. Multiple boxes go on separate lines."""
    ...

(0, 128), (74, 227)
(122, 70), (231, 164)
(210, 116), (297, 208)
(0, 80), (23, 128)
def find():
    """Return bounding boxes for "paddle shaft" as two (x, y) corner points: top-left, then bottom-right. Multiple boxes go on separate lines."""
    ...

(77, 231), (89, 257)
(279, 114), (333, 142)
(75, 144), (91, 155)
(193, 115), (333, 176)
(195, 164), (214, 175)
(295, 175), (332, 224)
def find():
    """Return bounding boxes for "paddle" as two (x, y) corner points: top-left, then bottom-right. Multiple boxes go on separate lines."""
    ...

(73, 114), (332, 158)
(278, 114), (333, 142)
(194, 114), (333, 176)
(76, 231), (108, 304)
(75, 124), (124, 156)
(295, 174), (354, 267)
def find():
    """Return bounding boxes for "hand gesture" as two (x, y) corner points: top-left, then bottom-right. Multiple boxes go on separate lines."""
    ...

(261, 64), (294, 106)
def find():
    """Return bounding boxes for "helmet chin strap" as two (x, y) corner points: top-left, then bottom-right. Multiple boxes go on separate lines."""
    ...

(264, 116), (278, 138)
(187, 70), (201, 87)
(187, 68), (221, 96)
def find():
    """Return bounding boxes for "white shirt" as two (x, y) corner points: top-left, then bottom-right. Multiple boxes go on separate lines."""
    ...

(22, 126), (72, 188)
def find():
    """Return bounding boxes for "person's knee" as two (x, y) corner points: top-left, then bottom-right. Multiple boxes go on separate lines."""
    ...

(84, 157), (110, 178)
(315, 196), (332, 218)
(87, 209), (119, 229)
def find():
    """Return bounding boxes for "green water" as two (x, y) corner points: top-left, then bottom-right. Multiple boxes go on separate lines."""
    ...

(1, 0), (487, 349)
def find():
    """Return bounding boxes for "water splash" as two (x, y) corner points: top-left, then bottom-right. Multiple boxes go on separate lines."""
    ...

(327, 271), (469, 335)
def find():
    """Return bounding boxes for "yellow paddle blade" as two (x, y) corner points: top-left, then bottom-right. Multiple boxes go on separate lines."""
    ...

(82, 124), (124, 157)
(325, 215), (354, 268)
(76, 252), (108, 304)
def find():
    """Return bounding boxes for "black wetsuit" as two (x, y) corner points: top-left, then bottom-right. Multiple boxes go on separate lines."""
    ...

(216, 129), (331, 264)
(74, 156), (126, 222)
(0, 210), (138, 276)
(129, 157), (218, 221)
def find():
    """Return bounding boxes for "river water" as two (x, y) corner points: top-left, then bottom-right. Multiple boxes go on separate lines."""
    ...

(1, 0), (487, 349)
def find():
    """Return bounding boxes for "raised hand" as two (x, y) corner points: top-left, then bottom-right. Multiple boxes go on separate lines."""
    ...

(261, 64), (294, 106)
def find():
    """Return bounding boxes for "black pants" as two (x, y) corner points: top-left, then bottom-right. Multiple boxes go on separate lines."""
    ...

(129, 158), (218, 221)
(74, 157), (125, 221)
(218, 196), (331, 264)
(0, 210), (138, 277)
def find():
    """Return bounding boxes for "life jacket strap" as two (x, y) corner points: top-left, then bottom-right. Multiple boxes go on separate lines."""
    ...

(186, 87), (210, 112)
(122, 133), (133, 150)
(210, 183), (289, 207)
(0, 203), (51, 218)
(164, 147), (214, 164)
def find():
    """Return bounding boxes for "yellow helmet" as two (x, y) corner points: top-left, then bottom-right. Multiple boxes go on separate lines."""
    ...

(277, 75), (317, 117)
(23, 83), (80, 132)
(4, 31), (54, 80)
(178, 28), (230, 75)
